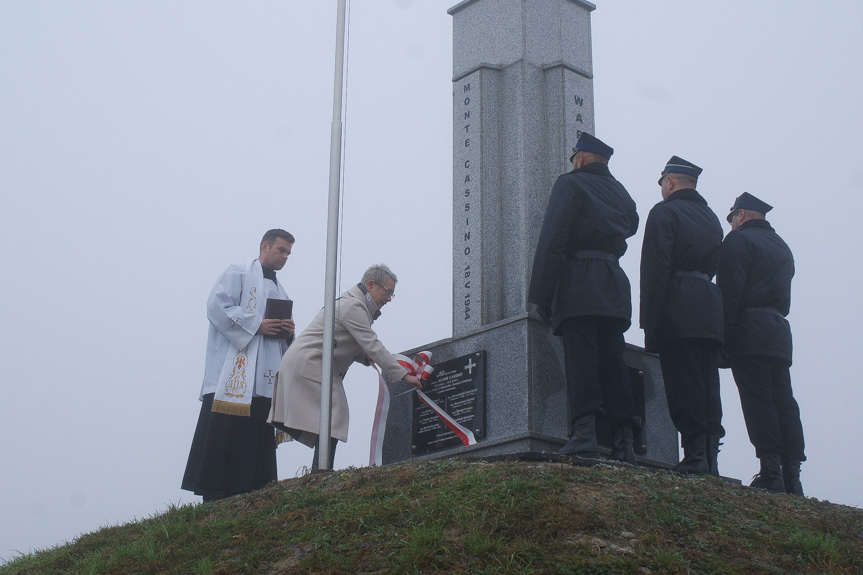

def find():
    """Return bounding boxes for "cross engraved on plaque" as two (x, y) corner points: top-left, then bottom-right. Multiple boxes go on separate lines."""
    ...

(465, 358), (476, 375)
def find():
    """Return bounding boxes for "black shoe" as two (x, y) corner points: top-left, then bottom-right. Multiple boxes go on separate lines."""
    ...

(609, 426), (636, 463)
(750, 454), (785, 493)
(781, 455), (804, 496)
(672, 432), (709, 475)
(557, 414), (599, 458)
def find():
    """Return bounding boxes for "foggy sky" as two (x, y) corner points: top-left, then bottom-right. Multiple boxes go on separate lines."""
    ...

(1, 0), (861, 561)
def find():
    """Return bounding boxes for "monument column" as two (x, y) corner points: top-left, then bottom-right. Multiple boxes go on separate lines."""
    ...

(451, 0), (596, 335)
(384, 0), (679, 467)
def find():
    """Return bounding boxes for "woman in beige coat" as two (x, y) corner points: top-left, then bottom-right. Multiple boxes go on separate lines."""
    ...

(268, 264), (421, 467)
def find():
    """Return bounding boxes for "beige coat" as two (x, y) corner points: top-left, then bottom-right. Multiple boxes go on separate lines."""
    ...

(268, 285), (408, 447)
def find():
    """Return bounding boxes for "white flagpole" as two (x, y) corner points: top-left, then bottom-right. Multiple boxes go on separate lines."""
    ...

(318, 0), (348, 471)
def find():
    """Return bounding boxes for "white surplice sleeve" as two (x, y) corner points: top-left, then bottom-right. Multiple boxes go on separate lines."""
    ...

(206, 264), (262, 351)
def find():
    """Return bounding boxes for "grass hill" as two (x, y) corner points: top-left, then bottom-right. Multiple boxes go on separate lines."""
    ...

(2, 458), (862, 574)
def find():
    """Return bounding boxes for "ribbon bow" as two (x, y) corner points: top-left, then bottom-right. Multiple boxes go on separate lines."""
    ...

(393, 351), (435, 384)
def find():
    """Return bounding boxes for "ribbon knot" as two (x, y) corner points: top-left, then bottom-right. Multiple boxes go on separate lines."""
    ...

(393, 351), (435, 383)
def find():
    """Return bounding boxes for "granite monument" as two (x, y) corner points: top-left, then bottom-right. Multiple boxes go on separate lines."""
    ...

(384, 0), (680, 468)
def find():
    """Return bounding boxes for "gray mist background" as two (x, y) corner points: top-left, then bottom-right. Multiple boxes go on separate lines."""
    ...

(1, 0), (861, 560)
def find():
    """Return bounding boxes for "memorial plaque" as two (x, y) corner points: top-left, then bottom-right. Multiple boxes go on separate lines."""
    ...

(412, 351), (486, 456)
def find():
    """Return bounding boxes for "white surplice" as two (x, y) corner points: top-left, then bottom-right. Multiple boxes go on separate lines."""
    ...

(199, 259), (289, 414)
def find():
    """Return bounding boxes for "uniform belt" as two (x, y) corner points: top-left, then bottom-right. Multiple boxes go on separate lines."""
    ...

(570, 250), (619, 263)
(674, 270), (710, 281)
(744, 306), (785, 318)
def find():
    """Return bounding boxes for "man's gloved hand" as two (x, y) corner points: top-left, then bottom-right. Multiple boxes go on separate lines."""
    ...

(643, 330), (660, 354)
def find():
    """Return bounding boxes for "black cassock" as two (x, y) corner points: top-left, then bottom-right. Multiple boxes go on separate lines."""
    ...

(182, 394), (277, 501)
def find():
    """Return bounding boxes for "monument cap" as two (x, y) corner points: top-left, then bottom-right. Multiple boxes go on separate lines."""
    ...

(658, 155), (702, 185)
(569, 132), (614, 162)
(726, 192), (773, 223)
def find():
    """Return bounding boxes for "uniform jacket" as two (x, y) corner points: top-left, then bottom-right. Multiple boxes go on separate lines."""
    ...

(639, 188), (724, 345)
(268, 284), (408, 446)
(717, 219), (794, 362)
(528, 162), (639, 335)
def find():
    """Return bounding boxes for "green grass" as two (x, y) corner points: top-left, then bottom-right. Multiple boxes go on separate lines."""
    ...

(3, 459), (863, 574)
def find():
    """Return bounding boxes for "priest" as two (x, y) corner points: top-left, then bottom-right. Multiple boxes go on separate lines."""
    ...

(182, 229), (296, 501)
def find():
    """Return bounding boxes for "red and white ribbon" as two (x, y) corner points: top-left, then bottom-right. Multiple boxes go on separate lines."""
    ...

(393, 351), (435, 385)
(369, 365), (391, 466)
(415, 388), (477, 448)
(369, 351), (476, 466)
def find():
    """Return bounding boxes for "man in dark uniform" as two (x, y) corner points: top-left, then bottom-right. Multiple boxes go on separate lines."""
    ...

(529, 132), (640, 461)
(718, 193), (805, 495)
(640, 156), (724, 475)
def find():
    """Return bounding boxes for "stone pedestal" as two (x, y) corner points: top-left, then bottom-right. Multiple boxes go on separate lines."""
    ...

(383, 0), (679, 468)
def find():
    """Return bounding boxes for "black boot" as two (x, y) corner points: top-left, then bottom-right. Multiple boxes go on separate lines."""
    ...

(750, 454), (785, 493)
(781, 455), (804, 496)
(673, 432), (709, 475)
(609, 426), (636, 463)
(557, 414), (599, 458)
(707, 435), (722, 477)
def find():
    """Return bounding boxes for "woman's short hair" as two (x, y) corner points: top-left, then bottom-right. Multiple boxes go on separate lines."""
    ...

(361, 264), (397, 285)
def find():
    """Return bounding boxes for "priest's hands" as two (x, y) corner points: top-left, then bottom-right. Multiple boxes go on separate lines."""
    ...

(281, 319), (296, 336)
(257, 318), (295, 337)
(403, 374), (422, 390)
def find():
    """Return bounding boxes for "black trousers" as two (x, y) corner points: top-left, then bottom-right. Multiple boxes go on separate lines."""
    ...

(312, 436), (339, 470)
(658, 338), (724, 439)
(561, 316), (634, 428)
(182, 393), (278, 501)
(730, 355), (805, 461)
